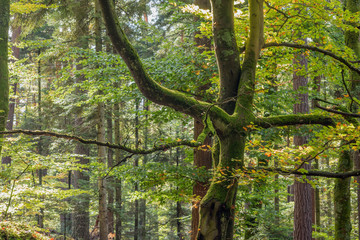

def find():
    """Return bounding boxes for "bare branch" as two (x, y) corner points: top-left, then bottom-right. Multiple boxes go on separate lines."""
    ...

(315, 104), (360, 118)
(0, 130), (201, 154)
(264, 42), (360, 75)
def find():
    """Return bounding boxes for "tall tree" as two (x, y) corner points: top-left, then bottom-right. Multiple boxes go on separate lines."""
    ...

(99, 0), (339, 238)
(71, 0), (91, 239)
(293, 46), (312, 239)
(334, 0), (360, 239)
(0, 0), (10, 156)
(95, 2), (108, 237)
(191, 0), (212, 239)
(2, 25), (20, 164)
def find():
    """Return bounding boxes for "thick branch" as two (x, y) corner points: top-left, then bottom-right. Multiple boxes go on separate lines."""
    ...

(235, 0), (264, 116)
(0, 130), (201, 154)
(98, 0), (229, 124)
(211, 0), (241, 114)
(264, 42), (360, 75)
(246, 167), (360, 179)
(254, 113), (335, 128)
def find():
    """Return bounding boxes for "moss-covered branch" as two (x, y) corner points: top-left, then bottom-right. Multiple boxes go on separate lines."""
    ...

(245, 167), (360, 179)
(264, 42), (360, 75)
(254, 113), (335, 128)
(0, 130), (202, 154)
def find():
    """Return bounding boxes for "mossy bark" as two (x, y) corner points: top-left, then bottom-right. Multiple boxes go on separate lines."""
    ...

(334, 150), (352, 240)
(197, 133), (245, 239)
(0, 0), (9, 155)
(333, 1), (360, 240)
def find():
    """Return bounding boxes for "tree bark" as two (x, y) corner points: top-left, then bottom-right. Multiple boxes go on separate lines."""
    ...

(293, 44), (312, 240)
(0, 0), (9, 155)
(191, 0), (212, 238)
(73, 144), (90, 240)
(333, 1), (360, 239)
(334, 150), (352, 240)
(134, 100), (140, 240)
(107, 107), (115, 234)
(2, 25), (19, 164)
(114, 101), (122, 240)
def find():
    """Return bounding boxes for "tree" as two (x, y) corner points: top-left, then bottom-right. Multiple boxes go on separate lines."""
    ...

(333, 0), (360, 239)
(0, 0), (10, 155)
(99, 0), (338, 238)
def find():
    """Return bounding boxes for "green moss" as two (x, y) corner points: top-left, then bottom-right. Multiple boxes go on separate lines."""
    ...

(334, 150), (352, 240)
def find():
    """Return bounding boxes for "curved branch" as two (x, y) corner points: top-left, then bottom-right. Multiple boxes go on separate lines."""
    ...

(254, 113), (335, 129)
(98, 0), (228, 123)
(264, 42), (360, 75)
(315, 104), (360, 118)
(0, 130), (202, 154)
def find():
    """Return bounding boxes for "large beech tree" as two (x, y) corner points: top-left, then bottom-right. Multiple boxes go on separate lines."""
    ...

(97, 0), (354, 238)
(0, 0), (9, 155)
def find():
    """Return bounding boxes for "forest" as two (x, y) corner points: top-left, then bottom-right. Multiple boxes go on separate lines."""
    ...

(1, 0), (360, 239)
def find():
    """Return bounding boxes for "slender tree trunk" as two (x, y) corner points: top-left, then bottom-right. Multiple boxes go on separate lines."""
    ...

(0, 0), (9, 156)
(2, 25), (19, 164)
(72, 1), (91, 238)
(73, 144), (90, 240)
(355, 151), (360, 240)
(134, 100), (140, 240)
(191, 0), (212, 238)
(95, 2), (108, 239)
(107, 108), (115, 234)
(37, 51), (45, 228)
(114, 101), (122, 240)
(139, 100), (148, 240)
(293, 47), (312, 240)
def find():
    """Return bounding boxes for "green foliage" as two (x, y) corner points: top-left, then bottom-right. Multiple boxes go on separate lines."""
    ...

(0, 221), (52, 240)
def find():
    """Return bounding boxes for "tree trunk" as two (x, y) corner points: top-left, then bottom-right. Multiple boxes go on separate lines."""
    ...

(2, 25), (19, 164)
(114, 101), (122, 240)
(72, 0), (91, 237)
(107, 107), (115, 234)
(0, 0), (9, 155)
(355, 151), (360, 240)
(333, 1), (360, 239)
(73, 144), (90, 240)
(293, 46), (312, 240)
(197, 134), (245, 239)
(334, 150), (352, 240)
(139, 100), (148, 240)
(134, 100), (140, 240)
(191, 0), (212, 238)
(37, 51), (45, 229)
